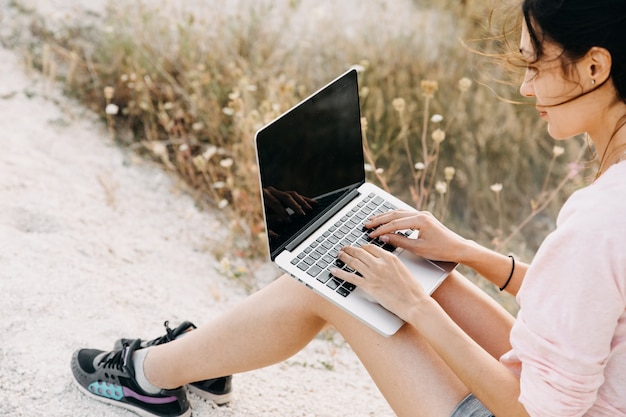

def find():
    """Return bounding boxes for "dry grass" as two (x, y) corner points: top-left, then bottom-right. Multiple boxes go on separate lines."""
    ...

(6, 0), (596, 304)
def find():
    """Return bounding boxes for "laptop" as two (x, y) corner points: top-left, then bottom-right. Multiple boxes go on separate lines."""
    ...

(254, 68), (456, 336)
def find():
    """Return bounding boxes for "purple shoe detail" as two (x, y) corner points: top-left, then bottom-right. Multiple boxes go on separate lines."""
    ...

(122, 387), (178, 405)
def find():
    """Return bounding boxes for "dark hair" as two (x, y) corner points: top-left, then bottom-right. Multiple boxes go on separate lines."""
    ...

(522, 0), (626, 104)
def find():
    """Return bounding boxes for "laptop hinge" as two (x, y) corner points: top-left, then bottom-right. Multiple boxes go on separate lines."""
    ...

(283, 188), (361, 253)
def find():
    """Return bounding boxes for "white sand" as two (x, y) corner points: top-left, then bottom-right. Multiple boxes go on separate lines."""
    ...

(0, 1), (398, 415)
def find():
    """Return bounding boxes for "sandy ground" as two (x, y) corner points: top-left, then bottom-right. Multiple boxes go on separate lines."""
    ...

(0, 2), (398, 416)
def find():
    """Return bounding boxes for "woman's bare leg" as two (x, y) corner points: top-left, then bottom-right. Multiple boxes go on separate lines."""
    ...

(144, 270), (514, 417)
(432, 270), (515, 359)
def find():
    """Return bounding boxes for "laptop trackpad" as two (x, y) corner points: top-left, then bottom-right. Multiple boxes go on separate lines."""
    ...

(399, 250), (449, 294)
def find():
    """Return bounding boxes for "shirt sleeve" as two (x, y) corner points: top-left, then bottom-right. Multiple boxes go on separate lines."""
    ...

(512, 208), (626, 417)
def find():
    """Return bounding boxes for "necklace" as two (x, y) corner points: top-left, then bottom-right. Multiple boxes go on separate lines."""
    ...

(597, 148), (626, 179)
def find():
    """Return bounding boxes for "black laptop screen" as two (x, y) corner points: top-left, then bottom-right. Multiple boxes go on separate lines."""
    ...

(255, 69), (365, 258)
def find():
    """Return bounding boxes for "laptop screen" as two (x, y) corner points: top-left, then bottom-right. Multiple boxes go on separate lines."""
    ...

(255, 69), (365, 259)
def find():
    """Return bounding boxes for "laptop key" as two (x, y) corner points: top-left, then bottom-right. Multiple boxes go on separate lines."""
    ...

(327, 278), (342, 290)
(382, 244), (396, 252)
(317, 272), (332, 284)
(307, 265), (323, 277)
(336, 287), (351, 297)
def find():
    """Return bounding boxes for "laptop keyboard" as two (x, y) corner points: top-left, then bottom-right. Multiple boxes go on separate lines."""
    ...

(290, 193), (410, 298)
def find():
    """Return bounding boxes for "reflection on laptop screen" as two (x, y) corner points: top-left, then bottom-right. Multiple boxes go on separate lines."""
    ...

(255, 70), (365, 257)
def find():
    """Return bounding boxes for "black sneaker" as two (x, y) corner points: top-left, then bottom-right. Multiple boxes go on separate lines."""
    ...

(71, 339), (191, 417)
(114, 321), (233, 405)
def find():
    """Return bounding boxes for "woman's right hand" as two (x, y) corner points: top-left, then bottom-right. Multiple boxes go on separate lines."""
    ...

(365, 210), (473, 264)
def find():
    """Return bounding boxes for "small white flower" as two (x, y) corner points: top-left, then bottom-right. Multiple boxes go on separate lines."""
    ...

(431, 114), (444, 123)
(203, 145), (217, 160)
(553, 146), (565, 157)
(444, 166), (456, 181)
(179, 144), (189, 152)
(218, 199), (229, 209)
(364, 163), (374, 172)
(192, 122), (203, 131)
(435, 181), (447, 195)
(414, 162), (425, 170)
(375, 168), (384, 174)
(458, 77), (473, 93)
(392, 98), (406, 113)
(103, 86), (115, 100)
(220, 158), (234, 168)
(105, 103), (119, 115)
(431, 129), (446, 144)
(222, 107), (235, 116)
(192, 155), (206, 171)
(219, 257), (231, 270)
(212, 181), (226, 189)
(151, 142), (167, 157)
(490, 183), (503, 193)
(351, 64), (366, 73)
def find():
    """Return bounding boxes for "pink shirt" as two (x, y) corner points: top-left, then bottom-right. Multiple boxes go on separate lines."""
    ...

(500, 161), (626, 416)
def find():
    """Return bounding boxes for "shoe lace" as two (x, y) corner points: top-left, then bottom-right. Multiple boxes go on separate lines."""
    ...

(145, 320), (176, 346)
(97, 347), (127, 372)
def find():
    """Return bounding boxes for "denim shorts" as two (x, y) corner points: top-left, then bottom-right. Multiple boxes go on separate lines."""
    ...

(450, 394), (494, 417)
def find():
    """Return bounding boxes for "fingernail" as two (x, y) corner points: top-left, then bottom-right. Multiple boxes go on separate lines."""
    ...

(380, 235), (389, 243)
(329, 267), (338, 274)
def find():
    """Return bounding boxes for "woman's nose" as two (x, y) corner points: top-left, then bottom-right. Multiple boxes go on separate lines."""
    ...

(519, 70), (535, 97)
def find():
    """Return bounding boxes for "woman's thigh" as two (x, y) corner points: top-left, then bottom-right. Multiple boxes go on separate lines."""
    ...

(432, 271), (515, 359)
(311, 270), (512, 417)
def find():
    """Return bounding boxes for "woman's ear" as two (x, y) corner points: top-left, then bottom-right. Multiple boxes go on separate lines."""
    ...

(587, 46), (612, 85)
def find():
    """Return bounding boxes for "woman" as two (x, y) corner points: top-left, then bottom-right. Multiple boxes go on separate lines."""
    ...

(71, 1), (626, 416)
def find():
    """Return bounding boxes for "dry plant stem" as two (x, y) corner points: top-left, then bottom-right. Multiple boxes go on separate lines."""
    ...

(496, 191), (503, 234)
(399, 111), (414, 181)
(540, 154), (557, 197)
(417, 96), (433, 209)
(440, 178), (452, 221)
(67, 51), (78, 85)
(137, 45), (197, 116)
(438, 193), (446, 220)
(363, 131), (391, 193)
(444, 92), (467, 134)
(427, 144), (441, 194)
(105, 95), (115, 142)
(496, 145), (587, 251)
(106, 114), (115, 142)
(41, 43), (50, 80)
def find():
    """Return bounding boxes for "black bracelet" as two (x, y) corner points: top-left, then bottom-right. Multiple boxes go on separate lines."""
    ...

(499, 255), (515, 292)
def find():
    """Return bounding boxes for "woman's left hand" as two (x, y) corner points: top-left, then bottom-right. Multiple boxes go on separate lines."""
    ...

(330, 244), (429, 321)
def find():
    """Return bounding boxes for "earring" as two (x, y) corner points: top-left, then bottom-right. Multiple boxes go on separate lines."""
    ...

(592, 79), (596, 85)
